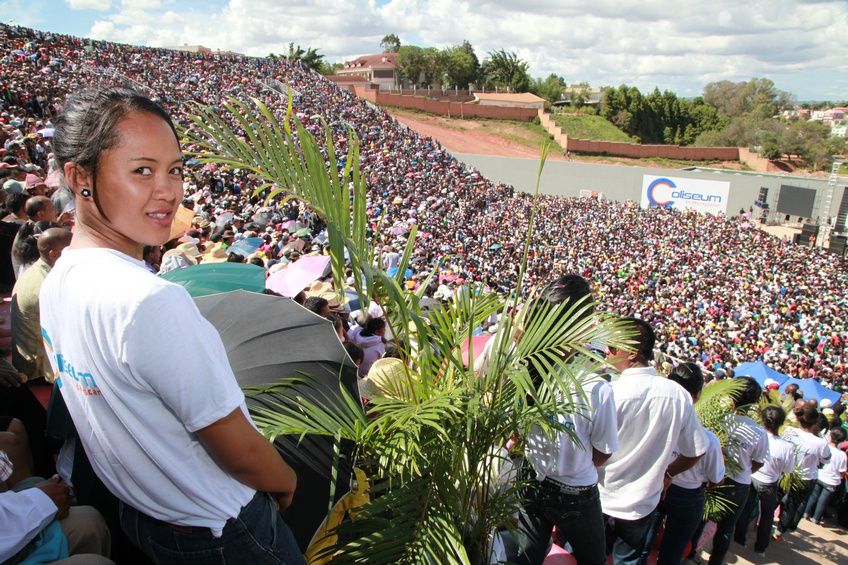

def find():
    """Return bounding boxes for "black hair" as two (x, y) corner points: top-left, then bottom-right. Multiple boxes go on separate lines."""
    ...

(384, 341), (402, 359)
(793, 403), (819, 430)
(13, 220), (61, 266)
(361, 317), (386, 337)
(830, 427), (846, 444)
(667, 362), (704, 399)
(622, 317), (655, 364)
(303, 296), (329, 315)
(735, 376), (762, 408)
(227, 252), (244, 263)
(24, 196), (51, 220)
(52, 87), (179, 222)
(760, 405), (786, 434)
(540, 274), (594, 318)
(343, 341), (364, 364)
(6, 192), (30, 215)
(249, 257), (265, 268)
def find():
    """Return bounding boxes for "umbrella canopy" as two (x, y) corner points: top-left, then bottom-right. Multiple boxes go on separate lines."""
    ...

(265, 255), (331, 297)
(37, 127), (55, 137)
(161, 263), (265, 297)
(781, 377), (841, 404)
(734, 361), (791, 388)
(282, 220), (307, 231)
(294, 227), (311, 237)
(194, 291), (358, 550)
(461, 334), (492, 368)
(227, 237), (263, 257)
(252, 209), (273, 226)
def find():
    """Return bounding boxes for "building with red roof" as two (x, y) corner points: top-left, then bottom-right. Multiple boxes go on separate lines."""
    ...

(336, 52), (398, 90)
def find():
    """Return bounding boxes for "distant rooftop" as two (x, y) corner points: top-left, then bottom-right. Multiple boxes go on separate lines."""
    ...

(474, 92), (545, 104)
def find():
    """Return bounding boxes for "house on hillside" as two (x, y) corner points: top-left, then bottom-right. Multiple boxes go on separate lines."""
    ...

(473, 92), (545, 110)
(336, 52), (398, 90)
(558, 85), (606, 107)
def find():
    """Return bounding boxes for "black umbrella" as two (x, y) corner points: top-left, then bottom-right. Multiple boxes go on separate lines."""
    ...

(194, 290), (359, 551)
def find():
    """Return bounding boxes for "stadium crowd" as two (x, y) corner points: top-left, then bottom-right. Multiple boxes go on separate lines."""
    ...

(2, 24), (846, 389)
(0, 23), (847, 565)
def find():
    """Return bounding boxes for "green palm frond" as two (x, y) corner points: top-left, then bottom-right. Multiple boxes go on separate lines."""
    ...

(703, 484), (737, 522)
(695, 379), (746, 478)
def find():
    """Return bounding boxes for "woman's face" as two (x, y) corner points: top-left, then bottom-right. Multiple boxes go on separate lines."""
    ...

(85, 111), (184, 256)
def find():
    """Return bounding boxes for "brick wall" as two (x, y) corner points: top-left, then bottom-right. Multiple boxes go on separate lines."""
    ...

(361, 91), (538, 121)
(566, 139), (739, 161)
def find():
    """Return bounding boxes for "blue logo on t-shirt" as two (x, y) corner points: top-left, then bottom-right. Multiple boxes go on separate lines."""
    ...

(41, 328), (101, 397)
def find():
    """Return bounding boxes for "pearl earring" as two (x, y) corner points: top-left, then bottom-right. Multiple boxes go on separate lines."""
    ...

(80, 188), (91, 198)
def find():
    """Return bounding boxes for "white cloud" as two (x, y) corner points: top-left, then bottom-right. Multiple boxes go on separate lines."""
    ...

(66, 0), (112, 10)
(81, 0), (848, 99)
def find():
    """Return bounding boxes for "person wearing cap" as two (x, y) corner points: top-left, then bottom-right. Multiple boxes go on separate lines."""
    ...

(24, 173), (47, 196)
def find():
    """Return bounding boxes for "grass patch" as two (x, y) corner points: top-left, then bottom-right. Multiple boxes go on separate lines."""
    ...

(569, 153), (750, 170)
(839, 162), (848, 175)
(552, 113), (632, 142)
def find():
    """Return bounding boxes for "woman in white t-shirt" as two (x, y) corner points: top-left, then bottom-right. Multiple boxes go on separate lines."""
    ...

(804, 427), (848, 524)
(735, 405), (795, 555)
(776, 402), (831, 537)
(42, 87), (304, 564)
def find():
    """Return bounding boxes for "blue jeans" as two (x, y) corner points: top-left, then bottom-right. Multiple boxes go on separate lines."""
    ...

(516, 479), (606, 565)
(735, 478), (781, 553)
(804, 480), (839, 523)
(656, 484), (705, 565)
(119, 491), (305, 564)
(707, 478), (749, 565)
(778, 478), (815, 533)
(604, 509), (660, 565)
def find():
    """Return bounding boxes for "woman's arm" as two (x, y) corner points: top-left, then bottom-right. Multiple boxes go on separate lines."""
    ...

(197, 408), (297, 508)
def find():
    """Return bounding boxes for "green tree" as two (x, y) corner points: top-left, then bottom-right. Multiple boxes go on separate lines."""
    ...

(380, 33), (401, 53)
(444, 41), (479, 89)
(421, 47), (448, 86)
(530, 74), (566, 106)
(285, 43), (325, 72)
(480, 49), (531, 92)
(397, 45), (425, 85)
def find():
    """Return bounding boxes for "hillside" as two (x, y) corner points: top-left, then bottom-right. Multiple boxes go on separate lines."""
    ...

(552, 113), (632, 142)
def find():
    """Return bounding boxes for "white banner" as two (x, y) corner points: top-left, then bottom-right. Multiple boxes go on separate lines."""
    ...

(640, 175), (730, 215)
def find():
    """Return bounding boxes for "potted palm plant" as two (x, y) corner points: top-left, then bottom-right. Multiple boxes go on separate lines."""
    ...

(182, 96), (631, 564)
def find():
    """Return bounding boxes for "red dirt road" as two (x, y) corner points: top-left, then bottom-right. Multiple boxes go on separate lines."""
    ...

(391, 114), (563, 160)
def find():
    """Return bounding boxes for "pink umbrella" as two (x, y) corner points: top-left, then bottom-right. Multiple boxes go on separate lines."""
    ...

(265, 255), (331, 298)
(460, 334), (492, 368)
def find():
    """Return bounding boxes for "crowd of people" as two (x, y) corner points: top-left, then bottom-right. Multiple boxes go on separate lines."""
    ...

(3, 24), (847, 390)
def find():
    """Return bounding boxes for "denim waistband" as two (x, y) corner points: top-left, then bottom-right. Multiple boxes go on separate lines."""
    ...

(542, 477), (596, 495)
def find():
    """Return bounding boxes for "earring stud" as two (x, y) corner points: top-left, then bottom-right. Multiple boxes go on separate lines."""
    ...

(80, 188), (91, 198)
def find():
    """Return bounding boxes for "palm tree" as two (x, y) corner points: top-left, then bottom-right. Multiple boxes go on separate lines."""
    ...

(481, 49), (531, 92)
(181, 96), (630, 563)
(286, 42), (325, 72)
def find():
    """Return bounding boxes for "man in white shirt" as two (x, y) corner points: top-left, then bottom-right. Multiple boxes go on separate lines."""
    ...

(804, 427), (848, 524)
(599, 318), (708, 565)
(515, 275), (618, 565)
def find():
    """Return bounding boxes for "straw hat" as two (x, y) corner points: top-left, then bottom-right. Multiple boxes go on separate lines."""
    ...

(358, 358), (410, 400)
(202, 242), (229, 263)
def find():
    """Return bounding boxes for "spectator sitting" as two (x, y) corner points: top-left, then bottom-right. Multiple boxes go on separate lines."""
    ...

(11, 227), (71, 382)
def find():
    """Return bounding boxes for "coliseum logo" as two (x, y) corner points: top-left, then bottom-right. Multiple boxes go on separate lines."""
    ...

(646, 177), (724, 209)
(642, 175), (729, 215)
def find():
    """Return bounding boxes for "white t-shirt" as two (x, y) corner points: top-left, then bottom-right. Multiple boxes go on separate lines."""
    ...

(782, 427), (831, 480)
(818, 445), (847, 486)
(525, 372), (618, 487)
(752, 433), (796, 484)
(673, 428), (725, 489)
(725, 414), (769, 484)
(598, 366), (709, 520)
(40, 248), (255, 535)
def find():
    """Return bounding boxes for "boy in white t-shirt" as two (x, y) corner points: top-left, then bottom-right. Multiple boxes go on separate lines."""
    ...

(803, 427), (847, 524)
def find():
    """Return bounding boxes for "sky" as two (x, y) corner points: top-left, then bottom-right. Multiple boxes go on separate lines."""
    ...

(3, 0), (847, 101)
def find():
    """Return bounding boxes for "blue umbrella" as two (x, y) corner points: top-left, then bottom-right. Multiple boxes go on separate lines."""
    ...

(160, 263), (265, 297)
(734, 361), (791, 388)
(228, 237), (263, 257)
(781, 378), (841, 404)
